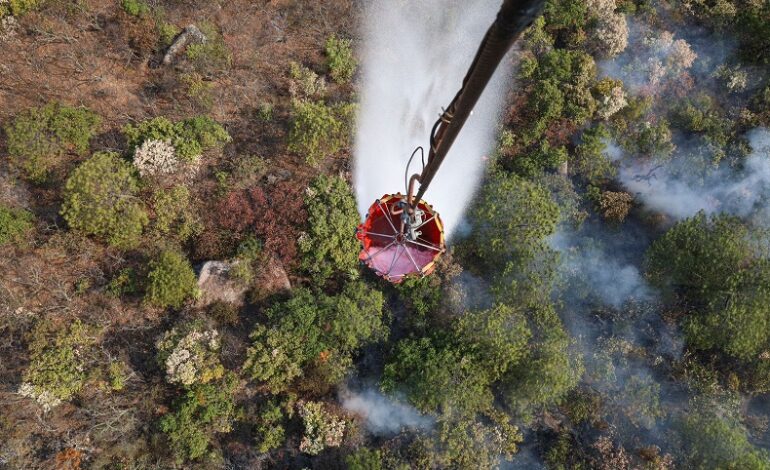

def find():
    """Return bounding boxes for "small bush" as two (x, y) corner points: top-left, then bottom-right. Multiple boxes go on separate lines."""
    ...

(5, 102), (101, 182)
(123, 115), (230, 162)
(0, 205), (34, 246)
(297, 401), (346, 455)
(152, 186), (201, 241)
(230, 236), (262, 285)
(299, 174), (360, 281)
(255, 400), (286, 453)
(181, 72), (214, 109)
(158, 373), (239, 463)
(287, 99), (355, 166)
(61, 152), (148, 248)
(107, 361), (128, 391)
(598, 190), (633, 222)
(133, 139), (181, 178)
(106, 267), (139, 297)
(1, 0), (44, 17)
(186, 22), (232, 75)
(289, 62), (327, 99)
(19, 320), (97, 411)
(121, 0), (150, 17)
(145, 249), (199, 308)
(325, 34), (356, 84)
(156, 323), (224, 386)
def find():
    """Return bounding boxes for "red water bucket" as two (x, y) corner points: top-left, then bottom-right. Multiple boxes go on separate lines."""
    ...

(356, 194), (445, 283)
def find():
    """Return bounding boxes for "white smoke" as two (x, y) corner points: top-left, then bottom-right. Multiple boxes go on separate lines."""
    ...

(354, 0), (513, 237)
(341, 388), (433, 435)
(551, 230), (653, 309)
(620, 128), (770, 221)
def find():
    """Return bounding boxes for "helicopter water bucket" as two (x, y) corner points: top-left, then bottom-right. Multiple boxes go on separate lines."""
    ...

(356, 193), (445, 283)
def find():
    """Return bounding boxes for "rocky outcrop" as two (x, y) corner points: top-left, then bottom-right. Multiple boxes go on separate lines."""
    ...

(197, 261), (247, 306)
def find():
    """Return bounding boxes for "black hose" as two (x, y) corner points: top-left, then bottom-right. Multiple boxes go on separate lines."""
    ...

(412, 0), (546, 205)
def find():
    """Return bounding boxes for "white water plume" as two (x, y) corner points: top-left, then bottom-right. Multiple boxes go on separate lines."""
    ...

(354, 0), (513, 237)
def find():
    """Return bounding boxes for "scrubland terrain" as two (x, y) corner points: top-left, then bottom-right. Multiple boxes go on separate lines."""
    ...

(2, 0), (770, 469)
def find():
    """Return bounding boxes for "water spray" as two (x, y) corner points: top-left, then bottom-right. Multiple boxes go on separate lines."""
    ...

(356, 0), (546, 283)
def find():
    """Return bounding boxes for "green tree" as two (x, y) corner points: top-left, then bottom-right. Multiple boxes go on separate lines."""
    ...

(244, 283), (385, 392)
(5, 102), (101, 182)
(20, 320), (97, 411)
(123, 115), (230, 161)
(346, 448), (384, 470)
(453, 304), (532, 380)
(288, 99), (355, 166)
(511, 140), (568, 178)
(151, 186), (201, 241)
(61, 152), (148, 248)
(676, 400), (770, 470)
(0, 205), (34, 247)
(325, 34), (357, 84)
(647, 212), (770, 362)
(503, 304), (583, 420)
(573, 124), (616, 184)
(467, 170), (559, 269)
(299, 175), (360, 282)
(145, 249), (199, 308)
(646, 212), (751, 298)
(254, 400), (286, 453)
(382, 335), (493, 418)
(158, 373), (239, 464)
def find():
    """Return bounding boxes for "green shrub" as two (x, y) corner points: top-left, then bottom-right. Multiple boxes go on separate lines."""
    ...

(297, 401), (346, 455)
(158, 22), (181, 47)
(325, 34), (356, 84)
(289, 62), (327, 99)
(152, 186), (201, 241)
(0, 205), (34, 246)
(181, 72), (214, 110)
(5, 102), (101, 182)
(106, 267), (139, 297)
(158, 373), (239, 463)
(346, 448), (384, 470)
(121, 0), (150, 17)
(287, 99), (355, 166)
(156, 322), (224, 386)
(1, 0), (44, 17)
(61, 152), (148, 248)
(145, 250), (199, 308)
(254, 400), (286, 453)
(646, 212), (770, 361)
(243, 283), (385, 392)
(676, 400), (770, 469)
(503, 304), (583, 420)
(186, 22), (232, 74)
(123, 115), (230, 162)
(19, 320), (97, 411)
(299, 175), (360, 281)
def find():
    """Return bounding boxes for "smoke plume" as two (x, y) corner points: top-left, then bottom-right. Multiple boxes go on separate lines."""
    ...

(341, 388), (433, 435)
(620, 128), (770, 221)
(354, 0), (513, 237)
